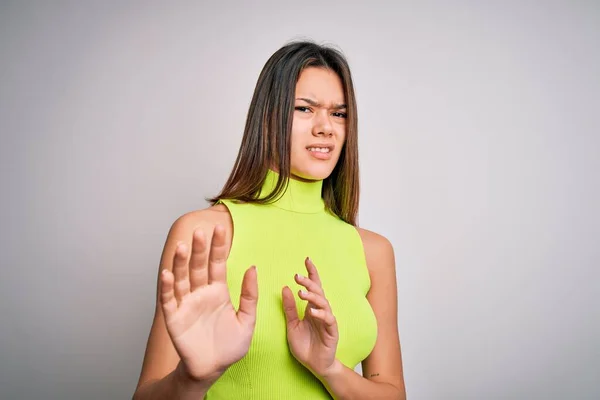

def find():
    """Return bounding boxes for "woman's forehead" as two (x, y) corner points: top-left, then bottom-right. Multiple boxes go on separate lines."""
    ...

(295, 67), (345, 104)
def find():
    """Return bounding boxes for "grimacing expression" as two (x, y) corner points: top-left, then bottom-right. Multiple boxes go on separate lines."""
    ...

(289, 67), (347, 182)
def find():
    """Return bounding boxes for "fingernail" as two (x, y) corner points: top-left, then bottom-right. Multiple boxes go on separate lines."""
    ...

(299, 290), (307, 296)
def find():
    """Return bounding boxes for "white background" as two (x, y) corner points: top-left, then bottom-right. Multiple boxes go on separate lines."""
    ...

(1, 1), (598, 398)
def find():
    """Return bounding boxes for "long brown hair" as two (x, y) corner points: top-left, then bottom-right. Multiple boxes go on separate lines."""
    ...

(207, 40), (360, 226)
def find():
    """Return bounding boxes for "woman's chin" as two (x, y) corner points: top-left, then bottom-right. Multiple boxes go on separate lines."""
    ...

(290, 164), (335, 182)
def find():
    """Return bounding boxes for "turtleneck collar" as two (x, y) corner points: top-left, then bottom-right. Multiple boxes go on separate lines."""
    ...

(258, 169), (325, 214)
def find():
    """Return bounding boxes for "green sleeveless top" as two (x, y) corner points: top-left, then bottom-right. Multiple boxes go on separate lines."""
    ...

(209, 169), (377, 399)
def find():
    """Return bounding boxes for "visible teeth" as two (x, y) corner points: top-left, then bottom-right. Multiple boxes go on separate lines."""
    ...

(308, 147), (330, 153)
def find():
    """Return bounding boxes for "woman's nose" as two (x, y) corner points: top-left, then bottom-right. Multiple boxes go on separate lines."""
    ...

(312, 111), (333, 136)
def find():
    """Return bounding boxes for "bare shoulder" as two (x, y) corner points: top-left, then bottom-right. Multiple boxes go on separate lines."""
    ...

(356, 227), (395, 275)
(356, 227), (392, 249)
(160, 204), (234, 269)
(168, 204), (232, 239)
(172, 203), (231, 226)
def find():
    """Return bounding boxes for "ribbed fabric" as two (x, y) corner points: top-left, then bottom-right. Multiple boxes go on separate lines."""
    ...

(209, 169), (377, 399)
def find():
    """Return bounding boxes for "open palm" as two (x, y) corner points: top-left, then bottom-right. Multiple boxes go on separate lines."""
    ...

(160, 225), (258, 381)
(282, 257), (339, 378)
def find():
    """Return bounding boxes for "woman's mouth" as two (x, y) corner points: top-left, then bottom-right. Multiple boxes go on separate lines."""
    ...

(307, 147), (333, 160)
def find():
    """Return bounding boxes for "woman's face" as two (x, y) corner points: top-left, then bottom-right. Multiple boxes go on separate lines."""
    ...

(289, 67), (347, 182)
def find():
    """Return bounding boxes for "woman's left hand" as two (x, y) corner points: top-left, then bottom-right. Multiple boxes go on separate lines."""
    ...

(282, 257), (339, 378)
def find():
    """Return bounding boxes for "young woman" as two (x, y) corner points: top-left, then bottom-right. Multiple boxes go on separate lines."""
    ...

(133, 41), (406, 399)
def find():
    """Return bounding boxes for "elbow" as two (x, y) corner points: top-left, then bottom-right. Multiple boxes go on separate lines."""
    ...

(386, 382), (406, 400)
(132, 379), (154, 400)
(396, 386), (407, 400)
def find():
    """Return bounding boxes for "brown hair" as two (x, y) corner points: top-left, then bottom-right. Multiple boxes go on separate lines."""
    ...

(207, 40), (360, 226)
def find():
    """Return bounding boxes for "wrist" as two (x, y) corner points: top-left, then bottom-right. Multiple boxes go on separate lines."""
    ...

(319, 358), (344, 382)
(174, 362), (219, 392)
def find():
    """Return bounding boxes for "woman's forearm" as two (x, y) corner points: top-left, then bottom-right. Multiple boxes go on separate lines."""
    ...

(319, 359), (406, 400)
(133, 363), (214, 400)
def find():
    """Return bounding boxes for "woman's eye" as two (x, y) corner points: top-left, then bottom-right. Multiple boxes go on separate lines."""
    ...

(333, 112), (347, 118)
(295, 106), (311, 113)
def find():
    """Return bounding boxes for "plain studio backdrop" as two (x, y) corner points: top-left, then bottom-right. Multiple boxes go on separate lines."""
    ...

(1, 1), (598, 399)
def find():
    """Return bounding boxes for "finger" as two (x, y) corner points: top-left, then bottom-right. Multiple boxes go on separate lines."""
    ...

(208, 225), (229, 284)
(172, 242), (190, 303)
(282, 286), (300, 327)
(237, 266), (258, 328)
(298, 289), (329, 310)
(309, 308), (338, 336)
(295, 273), (324, 296)
(189, 228), (209, 291)
(305, 257), (322, 286)
(159, 269), (177, 319)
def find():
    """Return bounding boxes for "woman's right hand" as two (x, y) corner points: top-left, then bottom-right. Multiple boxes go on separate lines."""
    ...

(159, 224), (258, 383)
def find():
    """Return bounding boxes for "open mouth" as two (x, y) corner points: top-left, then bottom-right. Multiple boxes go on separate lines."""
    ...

(306, 145), (334, 160)
(306, 146), (332, 154)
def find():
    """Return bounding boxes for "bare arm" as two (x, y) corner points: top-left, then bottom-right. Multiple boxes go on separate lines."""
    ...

(318, 229), (406, 399)
(319, 361), (403, 400)
(133, 212), (211, 399)
(133, 208), (257, 399)
(133, 362), (214, 400)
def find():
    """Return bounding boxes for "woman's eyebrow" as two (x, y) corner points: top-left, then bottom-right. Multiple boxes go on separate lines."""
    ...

(296, 97), (347, 110)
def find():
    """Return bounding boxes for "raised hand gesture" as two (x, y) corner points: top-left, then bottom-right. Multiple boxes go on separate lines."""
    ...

(160, 225), (258, 382)
(282, 257), (339, 378)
